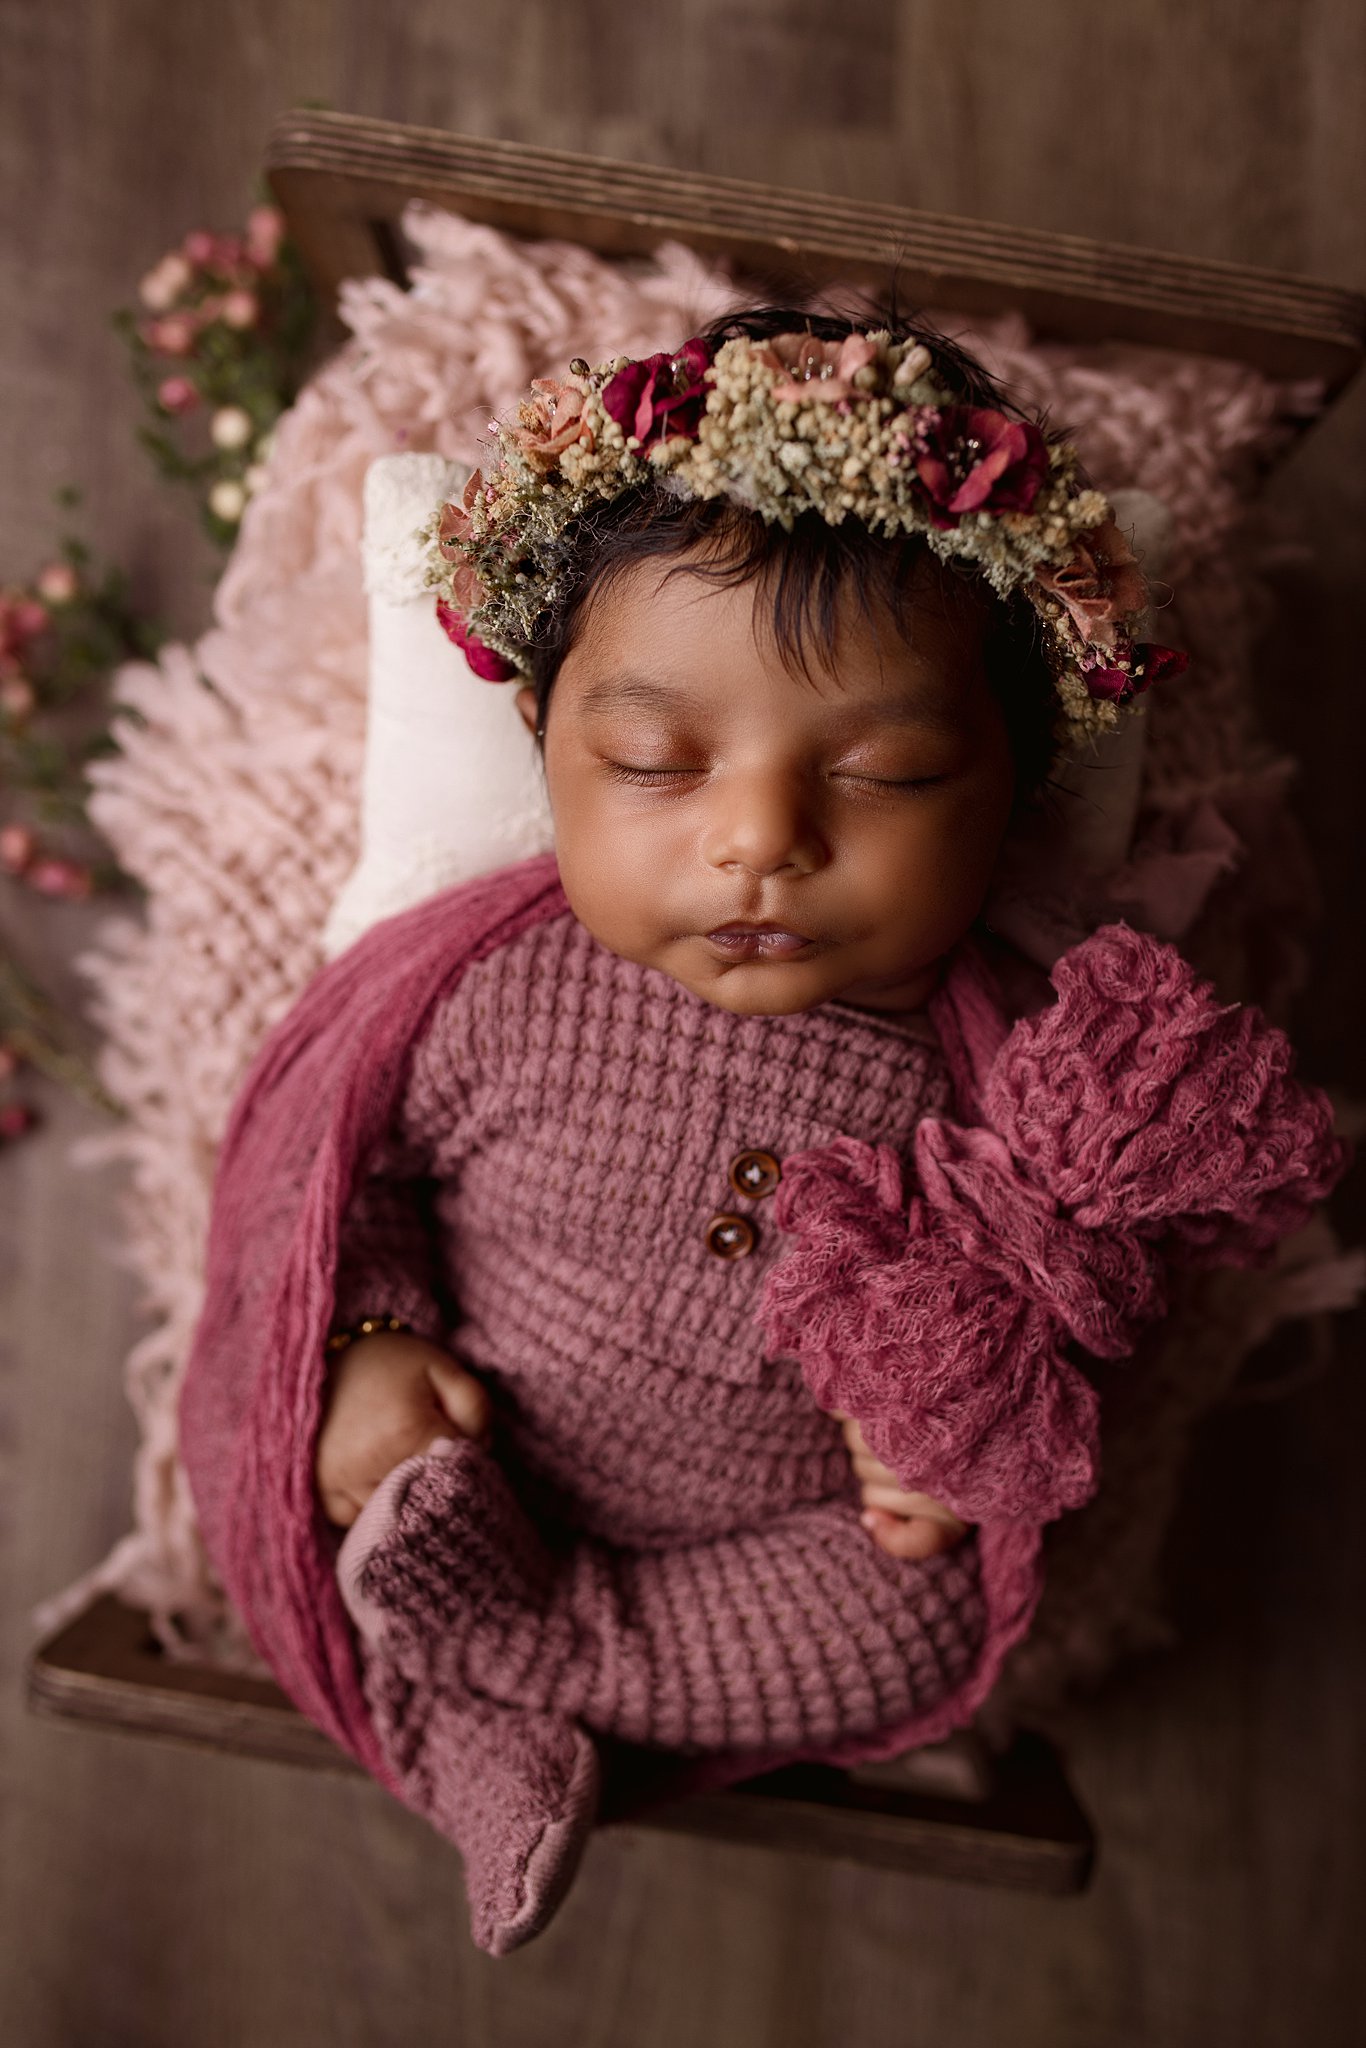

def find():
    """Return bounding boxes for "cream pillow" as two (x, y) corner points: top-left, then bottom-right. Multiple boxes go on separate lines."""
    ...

(320, 453), (554, 963)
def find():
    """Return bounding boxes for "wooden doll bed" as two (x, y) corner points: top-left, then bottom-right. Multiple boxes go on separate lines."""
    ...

(24, 107), (1366, 1898)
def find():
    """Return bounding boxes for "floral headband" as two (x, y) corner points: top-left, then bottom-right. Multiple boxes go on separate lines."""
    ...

(422, 328), (1188, 744)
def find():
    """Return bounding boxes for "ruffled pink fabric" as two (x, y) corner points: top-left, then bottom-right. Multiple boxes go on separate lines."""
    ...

(761, 926), (1345, 1538)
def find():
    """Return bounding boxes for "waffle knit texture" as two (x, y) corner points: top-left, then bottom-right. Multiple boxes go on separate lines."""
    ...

(176, 851), (1346, 1849)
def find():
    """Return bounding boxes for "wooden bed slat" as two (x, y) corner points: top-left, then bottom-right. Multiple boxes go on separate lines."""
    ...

(264, 109), (1365, 396)
(26, 1594), (1094, 1894)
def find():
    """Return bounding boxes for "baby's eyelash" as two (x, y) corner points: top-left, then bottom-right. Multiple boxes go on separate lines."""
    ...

(605, 762), (693, 785)
(841, 773), (947, 793)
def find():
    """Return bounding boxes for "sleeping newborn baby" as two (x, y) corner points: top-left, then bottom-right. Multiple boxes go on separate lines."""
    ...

(181, 311), (1341, 1961)
(318, 509), (1006, 1949)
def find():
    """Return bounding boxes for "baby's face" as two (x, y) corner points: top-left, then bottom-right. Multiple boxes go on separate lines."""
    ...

(517, 550), (1017, 1018)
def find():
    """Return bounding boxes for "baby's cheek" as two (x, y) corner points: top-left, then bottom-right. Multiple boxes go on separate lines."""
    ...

(548, 838), (655, 968)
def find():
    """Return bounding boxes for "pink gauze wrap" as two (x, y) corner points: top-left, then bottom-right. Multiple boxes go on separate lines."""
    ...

(177, 849), (1348, 1812)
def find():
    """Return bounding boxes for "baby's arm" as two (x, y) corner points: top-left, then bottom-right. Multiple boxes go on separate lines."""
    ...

(323, 1015), (491, 1526)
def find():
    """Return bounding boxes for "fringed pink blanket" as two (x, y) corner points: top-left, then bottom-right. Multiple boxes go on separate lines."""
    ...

(177, 846), (1345, 1869)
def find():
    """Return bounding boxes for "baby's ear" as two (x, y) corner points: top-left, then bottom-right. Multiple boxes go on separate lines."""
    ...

(514, 685), (538, 735)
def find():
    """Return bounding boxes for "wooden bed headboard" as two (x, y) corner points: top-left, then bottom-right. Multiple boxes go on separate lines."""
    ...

(265, 107), (1366, 404)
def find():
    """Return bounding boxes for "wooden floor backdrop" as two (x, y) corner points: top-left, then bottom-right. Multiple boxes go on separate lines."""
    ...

(1, 3), (1363, 2044)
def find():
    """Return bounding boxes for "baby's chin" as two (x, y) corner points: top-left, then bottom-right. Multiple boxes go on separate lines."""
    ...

(678, 968), (834, 1018)
(652, 941), (862, 1019)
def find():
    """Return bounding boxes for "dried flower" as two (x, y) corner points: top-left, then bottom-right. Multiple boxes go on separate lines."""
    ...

(26, 857), (94, 900)
(220, 289), (260, 331)
(35, 561), (78, 605)
(435, 597), (517, 680)
(246, 205), (286, 266)
(146, 313), (199, 357)
(208, 479), (247, 522)
(512, 377), (593, 470)
(0, 822), (36, 872)
(0, 1101), (37, 1141)
(1034, 517), (1150, 654)
(211, 405), (255, 450)
(138, 252), (194, 311)
(603, 339), (711, 448)
(157, 375), (199, 416)
(761, 332), (878, 403)
(0, 675), (37, 720)
(915, 407), (1050, 527)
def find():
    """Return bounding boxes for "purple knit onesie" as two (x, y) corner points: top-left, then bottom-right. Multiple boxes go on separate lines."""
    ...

(330, 904), (987, 1765)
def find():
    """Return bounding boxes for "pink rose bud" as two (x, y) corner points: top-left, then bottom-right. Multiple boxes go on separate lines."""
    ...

(0, 822), (36, 872)
(11, 598), (48, 639)
(0, 676), (36, 719)
(36, 562), (78, 605)
(157, 375), (199, 416)
(27, 857), (93, 899)
(0, 1101), (36, 1141)
(182, 229), (217, 266)
(148, 313), (198, 357)
(0, 1045), (19, 1082)
(220, 289), (260, 331)
(245, 204), (285, 266)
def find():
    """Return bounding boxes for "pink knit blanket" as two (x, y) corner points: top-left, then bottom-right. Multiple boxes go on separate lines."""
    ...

(177, 849), (1345, 1816)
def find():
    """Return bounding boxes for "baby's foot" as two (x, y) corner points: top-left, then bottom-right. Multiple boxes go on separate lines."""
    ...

(421, 1689), (601, 1957)
(337, 1437), (601, 1955)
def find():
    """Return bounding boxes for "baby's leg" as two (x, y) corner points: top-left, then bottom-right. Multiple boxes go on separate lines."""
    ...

(337, 1447), (599, 1959)
(342, 1434), (987, 1759)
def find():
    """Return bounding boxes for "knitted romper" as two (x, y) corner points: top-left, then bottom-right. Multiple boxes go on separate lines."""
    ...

(327, 903), (989, 1831)
(178, 849), (1341, 1956)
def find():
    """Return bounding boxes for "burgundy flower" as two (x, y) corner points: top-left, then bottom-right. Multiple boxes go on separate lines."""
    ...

(435, 598), (517, 682)
(915, 406), (1050, 529)
(1084, 642), (1189, 706)
(602, 338), (712, 448)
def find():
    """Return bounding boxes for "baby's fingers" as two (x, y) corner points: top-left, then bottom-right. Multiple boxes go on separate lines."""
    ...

(426, 1355), (493, 1442)
(861, 1509), (961, 1561)
(319, 1484), (366, 1530)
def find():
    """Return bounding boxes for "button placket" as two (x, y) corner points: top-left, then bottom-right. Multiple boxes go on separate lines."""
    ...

(703, 1148), (782, 1258)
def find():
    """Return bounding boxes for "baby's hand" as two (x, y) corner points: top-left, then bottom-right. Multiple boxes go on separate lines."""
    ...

(832, 1410), (971, 1561)
(315, 1328), (493, 1529)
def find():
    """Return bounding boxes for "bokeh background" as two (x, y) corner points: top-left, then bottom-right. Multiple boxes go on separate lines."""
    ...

(1, 4), (1362, 2043)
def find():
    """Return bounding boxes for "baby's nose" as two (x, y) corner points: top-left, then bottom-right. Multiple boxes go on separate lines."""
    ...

(702, 770), (827, 876)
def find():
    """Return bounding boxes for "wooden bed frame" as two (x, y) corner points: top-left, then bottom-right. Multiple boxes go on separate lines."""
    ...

(24, 106), (1366, 1897)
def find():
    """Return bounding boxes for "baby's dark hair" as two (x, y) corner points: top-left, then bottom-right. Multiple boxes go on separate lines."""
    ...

(525, 304), (1066, 806)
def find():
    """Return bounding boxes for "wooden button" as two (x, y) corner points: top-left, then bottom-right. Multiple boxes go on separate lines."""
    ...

(728, 1149), (781, 1200)
(704, 1211), (757, 1259)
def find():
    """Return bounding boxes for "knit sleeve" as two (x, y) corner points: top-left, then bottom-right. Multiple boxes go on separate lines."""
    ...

(330, 998), (468, 1351)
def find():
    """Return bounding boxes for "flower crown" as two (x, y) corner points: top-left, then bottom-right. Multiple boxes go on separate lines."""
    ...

(422, 327), (1188, 744)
